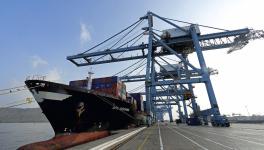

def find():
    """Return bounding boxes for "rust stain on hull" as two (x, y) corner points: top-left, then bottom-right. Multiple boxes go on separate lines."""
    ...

(18, 131), (109, 150)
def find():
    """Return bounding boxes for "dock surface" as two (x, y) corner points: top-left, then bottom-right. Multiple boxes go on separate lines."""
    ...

(118, 123), (264, 150)
(71, 123), (264, 150)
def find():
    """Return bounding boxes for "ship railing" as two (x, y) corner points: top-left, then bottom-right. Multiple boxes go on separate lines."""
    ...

(26, 75), (47, 81)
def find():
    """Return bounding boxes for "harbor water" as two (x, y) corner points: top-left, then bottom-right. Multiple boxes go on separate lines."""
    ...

(0, 123), (54, 150)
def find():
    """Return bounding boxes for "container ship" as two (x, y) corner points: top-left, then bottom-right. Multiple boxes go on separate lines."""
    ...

(25, 76), (146, 135)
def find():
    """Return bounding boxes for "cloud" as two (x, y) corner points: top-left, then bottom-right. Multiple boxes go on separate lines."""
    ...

(31, 55), (48, 68)
(46, 68), (61, 82)
(80, 22), (91, 45)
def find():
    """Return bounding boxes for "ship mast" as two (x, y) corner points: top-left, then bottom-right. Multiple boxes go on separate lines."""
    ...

(87, 70), (94, 90)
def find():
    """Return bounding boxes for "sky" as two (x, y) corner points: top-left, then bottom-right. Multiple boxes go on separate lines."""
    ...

(0, 0), (264, 119)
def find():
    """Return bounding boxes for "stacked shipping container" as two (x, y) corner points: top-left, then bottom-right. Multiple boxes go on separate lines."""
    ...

(69, 76), (148, 124)
(126, 94), (138, 110)
(69, 77), (146, 111)
(91, 76), (126, 100)
(130, 93), (144, 112)
(69, 79), (89, 88)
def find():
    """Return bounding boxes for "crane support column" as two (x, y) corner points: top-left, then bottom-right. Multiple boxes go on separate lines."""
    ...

(145, 12), (154, 126)
(190, 25), (220, 115)
(150, 44), (157, 124)
(180, 86), (188, 122)
(182, 99), (188, 122)
(177, 102), (184, 122)
(178, 72), (188, 122)
(168, 105), (173, 122)
(182, 55), (198, 116)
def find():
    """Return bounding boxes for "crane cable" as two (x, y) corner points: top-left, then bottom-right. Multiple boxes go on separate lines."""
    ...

(92, 23), (145, 62)
(96, 31), (145, 62)
(0, 84), (43, 96)
(113, 59), (145, 76)
(109, 19), (144, 50)
(0, 97), (34, 108)
(81, 19), (143, 54)
(0, 85), (26, 92)
(117, 29), (145, 49)
(128, 84), (145, 93)
(0, 86), (27, 96)
(116, 32), (145, 59)
(98, 27), (145, 54)
(116, 31), (144, 50)
(162, 17), (229, 31)
(135, 64), (147, 76)
(129, 84), (145, 92)
(123, 60), (146, 77)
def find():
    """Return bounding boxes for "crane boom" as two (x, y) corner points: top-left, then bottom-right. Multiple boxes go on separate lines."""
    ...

(67, 28), (264, 66)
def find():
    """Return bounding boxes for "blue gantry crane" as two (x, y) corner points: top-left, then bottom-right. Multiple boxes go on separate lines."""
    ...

(67, 12), (264, 127)
(156, 105), (173, 122)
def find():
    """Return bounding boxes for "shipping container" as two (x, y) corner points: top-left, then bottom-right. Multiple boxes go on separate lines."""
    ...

(92, 83), (119, 98)
(143, 101), (146, 113)
(160, 64), (182, 73)
(126, 94), (137, 110)
(120, 83), (126, 100)
(69, 79), (89, 88)
(126, 94), (133, 103)
(161, 25), (200, 39)
(92, 76), (119, 84)
(91, 76), (126, 100)
(130, 93), (144, 111)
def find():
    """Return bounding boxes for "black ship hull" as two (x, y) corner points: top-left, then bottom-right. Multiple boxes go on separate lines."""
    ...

(25, 80), (135, 134)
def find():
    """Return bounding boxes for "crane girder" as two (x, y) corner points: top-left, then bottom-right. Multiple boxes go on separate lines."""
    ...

(227, 29), (264, 53)
(119, 70), (200, 83)
(67, 28), (253, 66)
(155, 102), (178, 106)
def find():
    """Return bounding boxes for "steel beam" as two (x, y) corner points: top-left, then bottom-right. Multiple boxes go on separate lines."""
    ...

(67, 28), (250, 66)
(182, 54), (198, 116)
(153, 78), (205, 86)
(145, 12), (154, 126)
(190, 25), (220, 115)
(154, 103), (178, 105)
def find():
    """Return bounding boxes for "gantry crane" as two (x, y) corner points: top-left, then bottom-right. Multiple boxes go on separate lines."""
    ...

(67, 12), (264, 127)
(156, 106), (173, 122)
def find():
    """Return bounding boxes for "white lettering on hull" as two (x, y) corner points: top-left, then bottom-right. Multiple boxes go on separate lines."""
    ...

(112, 105), (130, 112)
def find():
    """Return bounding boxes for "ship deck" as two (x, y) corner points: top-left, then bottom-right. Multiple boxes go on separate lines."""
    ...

(68, 123), (264, 150)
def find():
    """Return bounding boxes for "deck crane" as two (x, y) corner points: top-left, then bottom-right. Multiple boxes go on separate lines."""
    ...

(67, 12), (264, 127)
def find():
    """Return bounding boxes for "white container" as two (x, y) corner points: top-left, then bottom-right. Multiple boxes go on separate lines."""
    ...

(160, 64), (182, 73)
(161, 25), (200, 39)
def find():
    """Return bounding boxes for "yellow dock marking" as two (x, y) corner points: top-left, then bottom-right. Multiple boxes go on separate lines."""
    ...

(137, 126), (154, 150)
